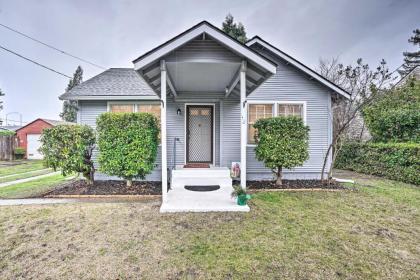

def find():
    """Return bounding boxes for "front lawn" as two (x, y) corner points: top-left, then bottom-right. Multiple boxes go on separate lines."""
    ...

(0, 160), (45, 177)
(0, 172), (418, 279)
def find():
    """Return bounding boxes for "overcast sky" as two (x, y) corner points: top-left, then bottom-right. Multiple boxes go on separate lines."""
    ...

(0, 0), (418, 125)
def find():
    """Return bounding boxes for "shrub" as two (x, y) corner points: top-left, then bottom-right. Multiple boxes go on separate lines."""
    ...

(14, 147), (25, 159)
(39, 124), (96, 183)
(363, 78), (420, 142)
(335, 142), (420, 185)
(96, 112), (159, 186)
(0, 130), (15, 136)
(254, 116), (310, 186)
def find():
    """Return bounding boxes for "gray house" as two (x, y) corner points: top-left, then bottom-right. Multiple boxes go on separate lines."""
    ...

(61, 21), (350, 212)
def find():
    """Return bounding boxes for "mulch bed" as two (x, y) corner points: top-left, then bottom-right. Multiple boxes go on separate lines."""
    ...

(45, 180), (162, 196)
(246, 180), (345, 190)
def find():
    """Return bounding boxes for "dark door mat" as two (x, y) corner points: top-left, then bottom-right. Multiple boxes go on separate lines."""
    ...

(184, 185), (220, 192)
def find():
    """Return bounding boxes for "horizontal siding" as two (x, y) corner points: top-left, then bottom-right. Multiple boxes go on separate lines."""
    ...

(220, 96), (241, 167)
(168, 92), (221, 166)
(246, 47), (332, 179)
(79, 100), (161, 181)
(164, 38), (240, 63)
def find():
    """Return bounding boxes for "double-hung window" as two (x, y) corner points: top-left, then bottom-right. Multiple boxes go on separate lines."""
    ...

(247, 102), (306, 144)
(247, 104), (274, 144)
(109, 103), (161, 120)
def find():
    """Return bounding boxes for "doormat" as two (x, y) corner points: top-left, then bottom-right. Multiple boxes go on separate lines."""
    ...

(184, 185), (220, 192)
(184, 163), (210, 168)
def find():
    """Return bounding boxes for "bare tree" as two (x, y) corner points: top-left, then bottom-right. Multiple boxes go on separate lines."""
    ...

(318, 58), (394, 182)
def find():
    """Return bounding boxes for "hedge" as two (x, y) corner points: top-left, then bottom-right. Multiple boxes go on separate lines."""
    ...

(96, 112), (159, 186)
(335, 142), (420, 185)
(254, 116), (309, 186)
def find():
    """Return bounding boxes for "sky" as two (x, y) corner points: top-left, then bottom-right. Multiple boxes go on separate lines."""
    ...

(0, 0), (419, 125)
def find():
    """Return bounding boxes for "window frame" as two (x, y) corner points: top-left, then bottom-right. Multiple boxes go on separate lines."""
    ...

(107, 101), (161, 114)
(247, 100), (307, 146)
(107, 101), (162, 146)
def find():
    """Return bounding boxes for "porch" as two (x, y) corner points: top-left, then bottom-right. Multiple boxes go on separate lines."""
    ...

(132, 22), (277, 212)
(161, 166), (249, 212)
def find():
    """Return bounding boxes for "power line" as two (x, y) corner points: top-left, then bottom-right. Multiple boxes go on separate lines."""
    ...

(0, 22), (106, 70)
(0, 44), (72, 78)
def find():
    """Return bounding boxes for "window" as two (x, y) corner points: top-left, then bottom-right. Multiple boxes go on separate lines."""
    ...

(109, 103), (161, 120)
(138, 104), (161, 121)
(109, 104), (134, 113)
(248, 104), (273, 144)
(278, 104), (304, 118)
(247, 102), (306, 144)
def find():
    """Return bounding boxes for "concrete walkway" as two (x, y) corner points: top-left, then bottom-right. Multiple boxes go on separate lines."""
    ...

(0, 168), (51, 179)
(0, 198), (77, 206)
(0, 171), (61, 188)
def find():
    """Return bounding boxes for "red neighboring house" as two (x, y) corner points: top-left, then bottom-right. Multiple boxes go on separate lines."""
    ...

(15, 118), (73, 159)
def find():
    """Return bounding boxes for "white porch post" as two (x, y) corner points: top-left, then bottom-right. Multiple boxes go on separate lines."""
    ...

(160, 60), (168, 201)
(240, 60), (247, 189)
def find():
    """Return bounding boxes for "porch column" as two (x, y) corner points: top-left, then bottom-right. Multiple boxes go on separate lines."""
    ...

(160, 60), (168, 201)
(240, 60), (247, 189)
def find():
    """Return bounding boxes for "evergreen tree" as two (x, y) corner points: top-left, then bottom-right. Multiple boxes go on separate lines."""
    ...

(222, 14), (247, 43)
(60, 66), (83, 122)
(398, 29), (420, 77)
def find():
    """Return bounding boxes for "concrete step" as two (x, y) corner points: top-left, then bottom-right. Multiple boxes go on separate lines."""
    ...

(172, 177), (232, 188)
(172, 168), (230, 178)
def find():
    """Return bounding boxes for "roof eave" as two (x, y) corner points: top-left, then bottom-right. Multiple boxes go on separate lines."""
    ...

(246, 37), (351, 99)
(59, 94), (160, 101)
(132, 21), (277, 75)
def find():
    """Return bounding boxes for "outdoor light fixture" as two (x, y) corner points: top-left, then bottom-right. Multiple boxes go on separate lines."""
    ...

(177, 108), (182, 116)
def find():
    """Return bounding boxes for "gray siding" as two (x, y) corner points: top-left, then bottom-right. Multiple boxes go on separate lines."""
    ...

(246, 48), (332, 179)
(167, 92), (221, 167)
(78, 48), (333, 181)
(78, 100), (162, 181)
(79, 95), (223, 181)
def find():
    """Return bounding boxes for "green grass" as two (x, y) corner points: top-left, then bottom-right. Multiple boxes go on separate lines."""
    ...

(0, 169), (53, 184)
(0, 160), (45, 177)
(0, 174), (69, 198)
(0, 172), (418, 279)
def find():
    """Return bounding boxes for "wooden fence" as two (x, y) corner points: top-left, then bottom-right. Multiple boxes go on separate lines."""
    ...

(0, 135), (18, 160)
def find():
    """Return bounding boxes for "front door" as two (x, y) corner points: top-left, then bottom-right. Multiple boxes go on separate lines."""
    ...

(186, 105), (213, 164)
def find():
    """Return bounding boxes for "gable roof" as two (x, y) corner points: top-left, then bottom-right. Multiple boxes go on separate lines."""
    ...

(15, 118), (74, 132)
(133, 21), (277, 74)
(60, 68), (158, 100)
(246, 36), (351, 99)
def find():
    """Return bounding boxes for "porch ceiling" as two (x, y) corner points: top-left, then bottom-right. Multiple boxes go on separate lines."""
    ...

(133, 22), (276, 97)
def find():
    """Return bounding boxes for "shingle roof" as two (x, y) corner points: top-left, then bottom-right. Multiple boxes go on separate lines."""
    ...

(0, 125), (22, 131)
(41, 119), (74, 126)
(60, 68), (157, 100)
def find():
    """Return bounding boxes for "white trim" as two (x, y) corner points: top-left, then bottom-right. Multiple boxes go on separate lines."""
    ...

(219, 100), (224, 166)
(246, 37), (350, 99)
(161, 62), (168, 201)
(240, 61), (247, 189)
(246, 100), (308, 146)
(184, 103), (216, 166)
(134, 23), (277, 74)
(61, 95), (159, 101)
(107, 101), (161, 113)
(76, 100), (81, 124)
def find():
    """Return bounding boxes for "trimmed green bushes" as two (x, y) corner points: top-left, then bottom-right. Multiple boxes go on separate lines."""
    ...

(335, 142), (420, 185)
(96, 112), (159, 186)
(40, 124), (96, 183)
(254, 116), (309, 185)
(13, 147), (25, 159)
(363, 78), (420, 142)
